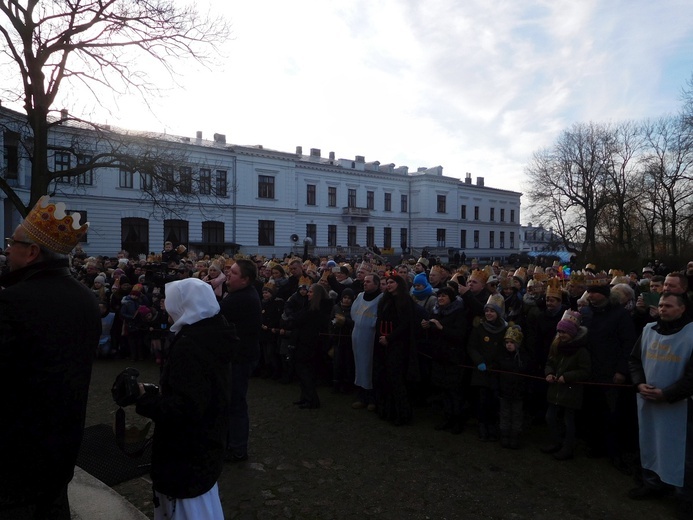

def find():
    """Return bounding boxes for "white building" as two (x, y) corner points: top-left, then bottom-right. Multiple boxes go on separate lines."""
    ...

(1, 105), (522, 260)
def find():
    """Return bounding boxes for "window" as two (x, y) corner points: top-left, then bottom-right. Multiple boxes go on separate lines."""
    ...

(307, 184), (316, 206)
(510, 232), (515, 248)
(161, 166), (174, 192)
(139, 172), (152, 190)
(384, 193), (391, 211)
(76, 155), (93, 185)
(436, 228), (446, 247)
(306, 224), (317, 245)
(474, 206), (479, 220)
(215, 170), (227, 197)
(383, 227), (392, 249)
(347, 225), (357, 246)
(474, 230), (479, 248)
(328, 225), (337, 247)
(500, 208), (505, 222)
(437, 195), (446, 213)
(366, 190), (374, 210)
(400, 228), (408, 251)
(461, 205), (467, 219)
(348, 189), (357, 208)
(66, 210), (88, 242)
(490, 208), (495, 222)
(199, 168), (211, 195)
(119, 164), (133, 188)
(258, 175), (274, 198)
(258, 220), (275, 246)
(460, 229), (466, 248)
(164, 219), (189, 246)
(328, 187), (337, 207)
(489, 231), (495, 249)
(401, 194), (408, 213)
(55, 152), (71, 183)
(180, 166), (192, 194)
(121, 217), (149, 257)
(202, 221), (224, 245)
(366, 226), (374, 247)
(500, 231), (505, 249)
(510, 209), (515, 223)
(2, 130), (19, 179)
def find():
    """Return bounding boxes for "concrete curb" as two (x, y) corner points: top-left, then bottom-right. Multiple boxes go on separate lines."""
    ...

(69, 466), (149, 519)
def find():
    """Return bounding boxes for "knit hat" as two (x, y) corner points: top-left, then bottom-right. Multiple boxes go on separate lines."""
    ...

(557, 310), (581, 337)
(504, 324), (523, 345)
(484, 293), (505, 316)
(326, 260), (337, 268)
(413, 273), (429, 287)
(137, 305), (151, 318)
(130, 283), (143, 296)
(93, 275), (106, 284)
(341, 288), (355, 300)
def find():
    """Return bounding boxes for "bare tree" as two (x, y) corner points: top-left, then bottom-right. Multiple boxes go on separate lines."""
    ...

(525, 122), (614, 260)
(0, 0), (229, 215)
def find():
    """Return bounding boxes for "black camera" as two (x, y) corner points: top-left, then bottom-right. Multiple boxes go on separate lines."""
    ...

(111, 367), (159, 407)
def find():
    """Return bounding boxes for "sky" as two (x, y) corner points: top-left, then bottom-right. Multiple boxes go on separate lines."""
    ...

(13, 0), (693, 196)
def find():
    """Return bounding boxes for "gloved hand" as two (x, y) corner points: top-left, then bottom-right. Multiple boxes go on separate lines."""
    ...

(477, 363), (487, 372)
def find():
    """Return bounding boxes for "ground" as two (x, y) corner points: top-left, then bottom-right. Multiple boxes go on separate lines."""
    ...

(86, 359), (679, 519)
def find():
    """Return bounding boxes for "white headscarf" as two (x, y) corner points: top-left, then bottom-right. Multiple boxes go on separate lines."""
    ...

(165, 278), (220, 333)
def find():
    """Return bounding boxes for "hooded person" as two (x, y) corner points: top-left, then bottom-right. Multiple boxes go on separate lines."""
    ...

(411, 272), (437, 315)
(134, 278), (237, 519)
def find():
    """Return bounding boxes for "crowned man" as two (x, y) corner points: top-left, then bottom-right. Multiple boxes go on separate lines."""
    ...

(0, 196), (101, 518)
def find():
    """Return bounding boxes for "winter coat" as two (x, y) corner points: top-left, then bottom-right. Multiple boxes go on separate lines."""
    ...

(136, 314), (235, 498)
(0, 259), (101, 504)
(467, 318), (508, 387)
(220, 284), (262, 364)
(583, 302), (636, 382)
(492, 346), (530, 399)
(429, 299), (467, 388)
(545, 326), (591, 409)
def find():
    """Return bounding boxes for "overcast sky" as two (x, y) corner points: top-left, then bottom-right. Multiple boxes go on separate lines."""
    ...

(44, 0), (693, 195)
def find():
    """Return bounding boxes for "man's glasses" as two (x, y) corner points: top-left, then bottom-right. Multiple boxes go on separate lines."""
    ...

(6, 237), (34, 247)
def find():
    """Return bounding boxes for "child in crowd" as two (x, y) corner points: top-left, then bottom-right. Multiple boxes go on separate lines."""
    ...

(493, 324), (528, 449)
(542, 310), (591, 460)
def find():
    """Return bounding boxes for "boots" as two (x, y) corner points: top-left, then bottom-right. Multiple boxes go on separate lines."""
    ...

(553, 443), (574, 460)
(450, 416), (464, 435)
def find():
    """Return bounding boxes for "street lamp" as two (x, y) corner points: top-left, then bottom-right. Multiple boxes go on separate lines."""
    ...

(303, 236), (313, 261)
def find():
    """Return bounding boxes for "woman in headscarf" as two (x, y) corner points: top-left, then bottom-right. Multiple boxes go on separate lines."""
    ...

(135, 278), (236, 520)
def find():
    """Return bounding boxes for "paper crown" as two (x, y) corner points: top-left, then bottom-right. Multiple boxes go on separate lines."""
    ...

(21, 196), (88, 254)
(484, 293), (505, 315)
(560, 309), (582, 327)
(298, 275), (313, 287)
(570, 270), (586, 284)
(545, 277), (564, 300)
(504, 324), (523, 345)
(513, 267), (527, 282)
(468, 268), (489, 284)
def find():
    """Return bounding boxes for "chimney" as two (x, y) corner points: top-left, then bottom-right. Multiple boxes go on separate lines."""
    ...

(196, 131), (203, 139)
(329, 151), (335, 160)
(355, 155), (365, 163)
(213, 133), (226, 144)
(296, 146), (303, 155)
(476, 176), (484, 187)
(310, 148), (321, 157)
(60, 109), (68, 121)
(465, 172), (472, 184)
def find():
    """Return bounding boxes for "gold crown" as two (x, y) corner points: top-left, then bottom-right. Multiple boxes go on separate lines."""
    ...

(299, 275), (313, 287)
(570, 270), (586, 284)
(469, 268), (489, 284)
(560, 309), (582, 327)
(545, 277), (563, 300)
(504, 324), (523, 344)
(21, 196), (88, 254)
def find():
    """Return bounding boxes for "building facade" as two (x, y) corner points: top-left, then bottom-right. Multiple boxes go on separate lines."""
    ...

(1, 106), (522, 260)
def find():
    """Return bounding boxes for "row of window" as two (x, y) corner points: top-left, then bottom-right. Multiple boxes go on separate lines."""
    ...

(257, 221), (515, 250)
(460, 204), (515, 223)
(121, 218), (226, 255)
(52, 152), (228, 196)
(301, 183), (409, 212)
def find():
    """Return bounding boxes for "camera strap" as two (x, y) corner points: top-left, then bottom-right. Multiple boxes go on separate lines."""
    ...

(114, 406), (153, 458)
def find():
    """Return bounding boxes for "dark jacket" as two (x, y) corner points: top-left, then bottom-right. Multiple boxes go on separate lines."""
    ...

(0, 259), (101, 504)
(583, 302), (637, 382)
(545, 327), (591, 409)
(220, 284), (262, 364)
(136, 314), (235, 498)
(492, 345), (530, 399)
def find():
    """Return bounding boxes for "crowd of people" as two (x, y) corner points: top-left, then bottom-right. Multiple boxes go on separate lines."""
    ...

(22, 239), (693, 519)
